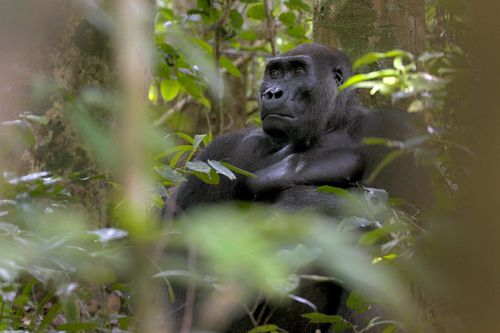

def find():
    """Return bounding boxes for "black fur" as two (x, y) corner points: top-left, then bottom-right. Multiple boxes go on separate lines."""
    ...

(170, 43), (431, 332)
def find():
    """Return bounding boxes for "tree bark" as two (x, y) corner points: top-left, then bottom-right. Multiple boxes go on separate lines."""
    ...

(0, 1), (154, 225)
(313, 0), (425, 58)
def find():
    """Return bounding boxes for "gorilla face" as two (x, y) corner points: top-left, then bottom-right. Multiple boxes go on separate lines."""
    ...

(259, 55), (317, 140)
(259, 44), (351, 149)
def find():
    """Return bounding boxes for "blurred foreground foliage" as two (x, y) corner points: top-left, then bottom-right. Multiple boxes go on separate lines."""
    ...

(0, 0), (470, 332)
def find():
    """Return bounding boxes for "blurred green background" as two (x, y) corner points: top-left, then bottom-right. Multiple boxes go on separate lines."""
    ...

(0, 0), (499, 332)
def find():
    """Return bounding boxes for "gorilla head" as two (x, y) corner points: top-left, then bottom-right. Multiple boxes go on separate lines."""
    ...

(259, 43), (358, 150)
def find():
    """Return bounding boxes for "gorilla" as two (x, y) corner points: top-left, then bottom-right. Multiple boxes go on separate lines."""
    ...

(175, 43), (430, 213)
(171, 43), (431, 332)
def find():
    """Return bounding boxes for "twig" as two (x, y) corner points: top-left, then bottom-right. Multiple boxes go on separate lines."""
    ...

(153, 96), (191, 127)
(263, 0), (277, 56)
(213, 0), (234, 134)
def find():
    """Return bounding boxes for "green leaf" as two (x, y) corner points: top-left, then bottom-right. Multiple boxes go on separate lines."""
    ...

(317, 186), (351, 197)
(149, 84), (158, 103)
(178, 73), (210, 108)
(346, 291), (371, 313)
(208, 160), (237, 180)
(382, 324), (398, 333)
(229, 9), (244, 29)
(169, 150), (188, 168)
(186, 160), (211, 174)
(247, 3), (265, 20)
(160, 79), (180, 101)
(353, 50), (413, 69)
(359, 223), (408, 246)
(366, 150), (406, 184)
(361, 137), (392, 146)
(418, 51), (444, 63)
(155, 145), (192, 160)
(393, 57), (405, 71)
(337, 217), (379, 232)
(287, 25), (306, 39)
(37, 303), (63, 331)
(339, 70), (399, 91)
(302, 313), (353, 332)
(21, 113), (49, 125)
(408, 99), (425, 112)
(176, 132), (194, 144)
(192, 168), (220, 184)
(277, 244), (322, 269)
(192, 134), (206, 151)
(220, 161), (255, 178)
(220, 56), (242, 78)
(248, 324), (280, 333)
(279, 12), (296, 26)
(240, 30), (258, 41)
(191, 37), (213, 54)
(285, 0), (312, 12)
(153, 270), (196, 278)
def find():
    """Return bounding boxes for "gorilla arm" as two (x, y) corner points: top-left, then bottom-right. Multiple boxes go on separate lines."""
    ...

(247, 148), (364, 196)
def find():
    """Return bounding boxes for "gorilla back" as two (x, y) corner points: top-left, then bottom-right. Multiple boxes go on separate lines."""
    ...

(171, 43), (431, 332)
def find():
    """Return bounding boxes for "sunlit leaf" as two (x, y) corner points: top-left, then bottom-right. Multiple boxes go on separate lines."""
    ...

(408, 99), (425, 112)
(160, 79), (180, 101)
(339, 70), (399, 91)
(353, 50), (413, 69)
(176, 132), (194, 144)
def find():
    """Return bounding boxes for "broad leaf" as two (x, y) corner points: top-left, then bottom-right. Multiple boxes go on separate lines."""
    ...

(247, 3), (265, 20)
(208, 160), (237, 180)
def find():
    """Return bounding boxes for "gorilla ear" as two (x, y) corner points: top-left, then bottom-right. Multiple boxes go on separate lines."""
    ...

(333, 67), (344, 85)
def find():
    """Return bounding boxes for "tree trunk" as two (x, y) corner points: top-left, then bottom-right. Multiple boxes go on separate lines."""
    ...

(0, 1), (154, 225)
(313, 0), (425, 58)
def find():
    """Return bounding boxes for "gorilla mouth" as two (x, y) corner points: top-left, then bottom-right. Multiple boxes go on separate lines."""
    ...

(262, 113), (295, 120)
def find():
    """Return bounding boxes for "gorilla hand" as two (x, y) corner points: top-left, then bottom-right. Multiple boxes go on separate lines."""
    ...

(247, 149), (364, 196)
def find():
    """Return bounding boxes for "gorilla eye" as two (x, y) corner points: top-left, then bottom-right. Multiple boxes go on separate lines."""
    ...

(270, 69), (280, 79)
(294, 67), (305, 75)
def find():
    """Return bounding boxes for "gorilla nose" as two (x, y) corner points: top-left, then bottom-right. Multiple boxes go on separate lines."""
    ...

(261, 87), (285, 109)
